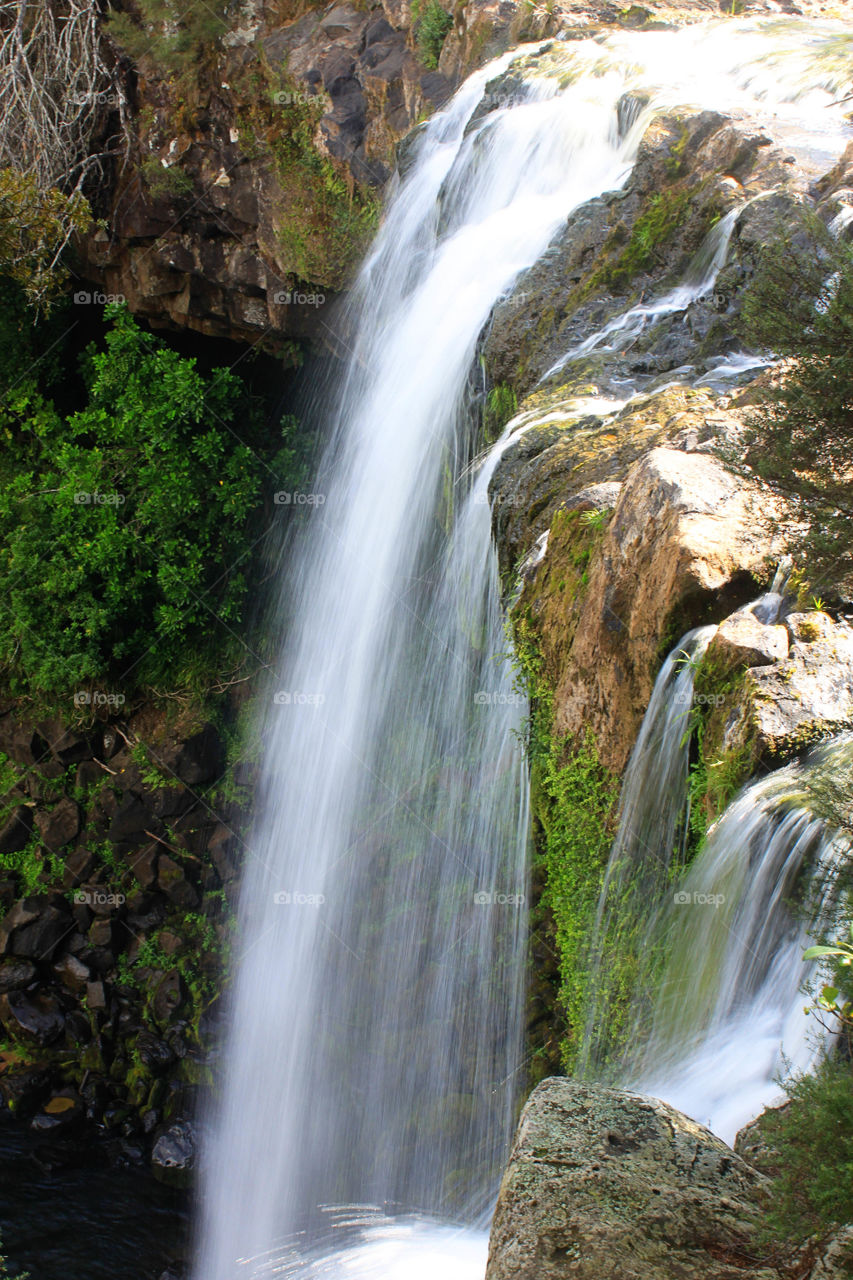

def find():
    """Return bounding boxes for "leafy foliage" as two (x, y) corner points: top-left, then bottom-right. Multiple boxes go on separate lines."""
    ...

(0, 298), (308, 699)
(0, 170), (92, 311)
(739, 212), (853, 591)
(762, 1054), (853, 1239)
(538, 732), (620, 1070)
(484, 383), (518, 443)
(413, 0), (453, 69)
(107, 0), (232, 77)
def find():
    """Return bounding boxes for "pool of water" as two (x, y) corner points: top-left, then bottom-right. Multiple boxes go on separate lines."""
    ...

(0, 1118), (188, 1279)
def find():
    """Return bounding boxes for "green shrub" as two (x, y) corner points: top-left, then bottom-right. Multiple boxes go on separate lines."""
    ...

(0, 300), (307, 699)
(0, 170), (92, 311)
(762, 1054), (853, 1239)
(538, 732), (620, 1070)
(484, 383), (518, 442)
(414, 0), (453, 69)
(738, 212), (853, 591)
(140, 158), (195, 201)
(107, 0), (232, 77)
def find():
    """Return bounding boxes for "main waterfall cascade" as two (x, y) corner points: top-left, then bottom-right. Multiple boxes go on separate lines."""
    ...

(194, 21), (852, 1280)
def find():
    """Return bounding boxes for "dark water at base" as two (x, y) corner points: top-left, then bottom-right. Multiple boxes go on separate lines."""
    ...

(0, 1119), (187, 1278)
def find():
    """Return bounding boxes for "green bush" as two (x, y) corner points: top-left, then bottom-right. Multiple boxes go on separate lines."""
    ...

(0, 299), (306, 699)
(0, 170), (92, 312)
(762, 1054), (853, 1239)
(538, 732), (620, 1070)
(738, 213), (853, 591)
(414, 0), (453, 69)
(107, 0), (232, 76)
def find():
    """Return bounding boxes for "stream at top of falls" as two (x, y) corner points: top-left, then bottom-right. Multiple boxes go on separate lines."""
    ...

(192, 18), (853, 1280)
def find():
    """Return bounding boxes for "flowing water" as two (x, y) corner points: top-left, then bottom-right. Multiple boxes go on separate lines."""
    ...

(630, 738), (853, 1142)
(194, 19), (853, 1280)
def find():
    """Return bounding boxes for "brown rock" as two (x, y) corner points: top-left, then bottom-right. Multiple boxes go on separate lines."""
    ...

(35, 797), (80, 851)
(705, 610), (789, 675)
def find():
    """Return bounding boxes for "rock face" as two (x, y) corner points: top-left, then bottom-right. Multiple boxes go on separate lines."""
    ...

(486, 1078), (774, 1280)
(0, 704), (247, 1171)
(712, 611), (853, 763)
(514, 441), (780, 771)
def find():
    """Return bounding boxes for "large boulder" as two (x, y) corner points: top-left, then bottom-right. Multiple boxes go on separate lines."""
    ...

(517, 445), (780, 771)
(486, 1078), (773, 1280)
(714, 612), (853, 763)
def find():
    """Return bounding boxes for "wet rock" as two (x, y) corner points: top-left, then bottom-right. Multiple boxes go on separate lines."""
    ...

(161, 726), (224, 787)
(0, 806), (33, 855)
(151, 1119), (195, 1188)
(207, 823), (240, 883)
(157, 855), (200, 910)
(61, 847), (96, 889)
(136, 1031), (176, 1074)
(7, 902), (72, 962)
(0, 958), (37, 993)
(127, 842), (159, 890)
(108, 795), (160, 848)
(152, 972), (186, 1026)
(0, 899), (39, 954)
(53, 953), (91, 992)
(85, 980), (107, 1011)
(35, 796), (81, 851)
(0, 1065), (51, 1115)
(486, 1078), (771, 1280)
(3, 990), (66, 1045)
(48, 727), (96, 766)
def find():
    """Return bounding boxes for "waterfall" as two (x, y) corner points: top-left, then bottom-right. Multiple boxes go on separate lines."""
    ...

(193, 19), (853, 1280)
(629, 737), (853, 1142)
(194, 40), (648, 1280)
(579, 625), (716, 1073)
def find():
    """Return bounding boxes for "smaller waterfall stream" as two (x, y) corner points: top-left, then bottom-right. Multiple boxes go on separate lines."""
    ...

(580, 625), (716, 1072)
(579, 583), (850, 1140)
(631, 738), (853, 1141)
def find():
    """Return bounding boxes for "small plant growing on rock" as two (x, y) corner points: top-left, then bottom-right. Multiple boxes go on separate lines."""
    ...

(413, 0), (453, 69)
